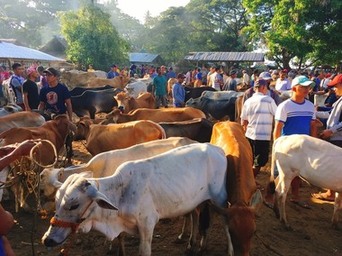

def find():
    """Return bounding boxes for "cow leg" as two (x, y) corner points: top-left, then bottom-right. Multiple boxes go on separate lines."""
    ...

(198, 203), (211, 254)
(138, 215), (158, 256)
(223, 219), (234, 256)
(177, 213), (191, 242)
(332, 192), (342, 229)
(186, 210), (198, 254)
(275, 172), (293, 229)
(0, 167), (9, 201)
(65, 132), (74, 164)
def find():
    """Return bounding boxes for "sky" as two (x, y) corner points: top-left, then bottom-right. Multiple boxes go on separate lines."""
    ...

(117, 0), (190, 23)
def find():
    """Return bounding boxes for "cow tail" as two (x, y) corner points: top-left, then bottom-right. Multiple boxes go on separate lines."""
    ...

(155, 122), (167, 139)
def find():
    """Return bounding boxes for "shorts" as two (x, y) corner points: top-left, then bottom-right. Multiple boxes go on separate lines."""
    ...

(247, 139), (271, 168)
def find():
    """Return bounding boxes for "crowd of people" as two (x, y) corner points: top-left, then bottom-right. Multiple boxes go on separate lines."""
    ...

(0, 63), (73, 120)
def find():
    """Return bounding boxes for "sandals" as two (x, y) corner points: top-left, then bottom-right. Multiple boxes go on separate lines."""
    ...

(311, 192), (335, 202)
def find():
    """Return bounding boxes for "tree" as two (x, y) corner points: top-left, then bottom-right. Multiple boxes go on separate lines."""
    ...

(243, 0), (342, 69)
(59, 5), (130, 70)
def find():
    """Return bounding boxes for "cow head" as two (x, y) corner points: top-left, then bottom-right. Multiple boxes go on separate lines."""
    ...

(42, 173), (117, 248)
(210, 190), (262, 255)
(114, 92), (129, 113)
(40, 167), (65, 198)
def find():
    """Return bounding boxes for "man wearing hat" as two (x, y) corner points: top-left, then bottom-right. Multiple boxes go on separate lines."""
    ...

(23, 66), (40, 111)
(241, 79), (277, 184)
(38, 67), (73, 120)
(172, 73), (186, 107)
(312, 74), (342, 201)
(265, 75), (317, 209)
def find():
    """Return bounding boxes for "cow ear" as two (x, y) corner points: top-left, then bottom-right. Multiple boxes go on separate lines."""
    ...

(83, 182), (118, 211)
(249, 189), (263, 215)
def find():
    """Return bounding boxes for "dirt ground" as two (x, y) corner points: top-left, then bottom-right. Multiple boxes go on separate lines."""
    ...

(3, 140), (342, 256)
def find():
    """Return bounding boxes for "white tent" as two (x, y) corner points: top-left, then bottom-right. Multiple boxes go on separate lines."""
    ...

(0, 41), (65, 63)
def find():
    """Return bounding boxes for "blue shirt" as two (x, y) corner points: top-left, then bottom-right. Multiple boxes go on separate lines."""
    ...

(107, 71), (119, 79)
(172, 82), (185, 107)
(39, 83), (71, 115)
(275, 99), (315, 136)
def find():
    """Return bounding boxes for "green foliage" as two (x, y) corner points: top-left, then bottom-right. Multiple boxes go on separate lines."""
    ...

(243, 0), (342, 69)
(59, 5), (130, 70)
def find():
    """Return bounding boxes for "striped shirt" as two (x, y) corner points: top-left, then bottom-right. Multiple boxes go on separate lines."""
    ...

(241, 92), (277, 140)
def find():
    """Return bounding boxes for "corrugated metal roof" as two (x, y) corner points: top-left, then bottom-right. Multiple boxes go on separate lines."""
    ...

(0, 41), (65, 62)
(129, 52), (161, 63)
(184, 52), (264, 62)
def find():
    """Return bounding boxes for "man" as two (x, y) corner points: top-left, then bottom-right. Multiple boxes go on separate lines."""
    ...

(23, 66), (40, 111)
(209, 66), (223, 91)
(172, 73), (186, 107)
(107, 64), (120, 79)
(38, 67), (73, 120)
(312, 73), (342, 201)
(242, 69), (250, 88)
(166, 67), (176, 80)
(241, 79), (277, 184)
(152, 67), (168, 108)
(275, 69), (291, 94)
(36, 65), (48, 89)
(222, 70), (237, 91)
(265, 75), (317, 209)
(9, 63), (25, 109)
(242, 71), (282, 106)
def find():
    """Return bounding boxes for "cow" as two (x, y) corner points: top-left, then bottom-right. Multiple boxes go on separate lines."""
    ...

(269, 135), (342, 229)
(69, 85), (114, 97)
(0, 115), (75, 211)
(0, 111), (45, 134)
(0, 104), (22, 117)
(159, 118), (213, 143)
(87, 76), (130, 89)
(78, 120), (166, 155)
(205, 121), (262, 255)
(71, 88), (122, 119)
(124, 80), (148, 98)
(60, 70), (97, 88)
(184, 86), (217, 102)
(114, 92), (155, 113)
(41, 143), (231, 256)
(103, 107), (206, 124)
(40, 137), (196, 199)
(186, 90), (244, 121)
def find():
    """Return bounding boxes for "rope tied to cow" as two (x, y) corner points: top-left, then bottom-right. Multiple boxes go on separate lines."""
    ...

(0, 139), (58, 212)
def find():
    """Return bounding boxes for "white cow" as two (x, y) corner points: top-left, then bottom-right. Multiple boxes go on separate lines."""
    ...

(40, 137), (197, 198)
(124, 80), (147, 98)
(270, 134), (342, 229)
(42, 143), (231, 256)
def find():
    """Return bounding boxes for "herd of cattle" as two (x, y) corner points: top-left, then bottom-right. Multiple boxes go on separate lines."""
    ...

(0, 72), (341, 256)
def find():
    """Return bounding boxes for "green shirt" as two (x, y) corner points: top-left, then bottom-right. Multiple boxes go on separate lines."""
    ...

(153, 75), (167, 96)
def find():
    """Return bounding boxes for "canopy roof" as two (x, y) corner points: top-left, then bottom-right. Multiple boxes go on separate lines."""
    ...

(0, 41), (65, 62)
(184, 52), (265, 62)
(129, 52), (163, 64)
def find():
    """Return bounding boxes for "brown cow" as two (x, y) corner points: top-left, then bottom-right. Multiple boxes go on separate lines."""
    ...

(103, 107), (206, 124)
(114, 92), (155, 113)
(0, 111), (45, 134)
(206, 121), (262, 255)
(0, 115), (74, 166)
(78, 120), (166, 155)
(0, 115), (75, 211)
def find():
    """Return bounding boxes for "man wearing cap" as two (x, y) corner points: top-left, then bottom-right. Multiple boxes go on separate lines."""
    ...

(312, 73), (342, 201)
(23, 66), (40, 111)
(38, 67), (73, 120)
(172, 73), (186, 107)
(265, 75), (317, 209)
(242, 71), (282, 106)
(107, 65), (120, 79)
(241, 79), (277, 184)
